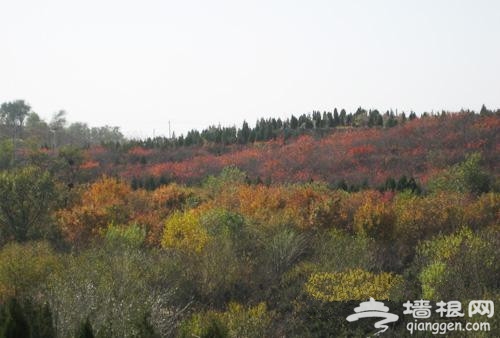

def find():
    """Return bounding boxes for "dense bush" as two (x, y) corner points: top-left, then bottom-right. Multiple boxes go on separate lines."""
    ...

(0, 112), (498, 337)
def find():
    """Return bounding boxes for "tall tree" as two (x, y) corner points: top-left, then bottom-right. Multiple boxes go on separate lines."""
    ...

(49, 110), (67, 149)
(0, 100), (31, 163)
(75, 318), (95, 338)
(290, 115), (298, 129)
(0, 167), (57, 242)
(0, 298), (30, 338)
(479, 104), (492, 116)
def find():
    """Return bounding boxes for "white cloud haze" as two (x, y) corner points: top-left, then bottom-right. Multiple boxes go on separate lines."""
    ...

(1, 0), (499, 137)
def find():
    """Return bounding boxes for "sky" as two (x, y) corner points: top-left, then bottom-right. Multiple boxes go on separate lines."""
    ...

(1, 0), (499, 137)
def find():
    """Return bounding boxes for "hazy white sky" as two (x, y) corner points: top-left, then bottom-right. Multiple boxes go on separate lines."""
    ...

(1, 0), (499, 137)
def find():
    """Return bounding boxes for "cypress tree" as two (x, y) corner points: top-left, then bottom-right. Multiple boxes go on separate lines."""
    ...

(396, 175), (409, 191)
(75, 318), (94, 338)
(0, 298), (30, 338)
(290, 115), (298, 129)
(31, 302), (56, 338)
(384, 177), (397, 191)
(135, 312), (160, 338)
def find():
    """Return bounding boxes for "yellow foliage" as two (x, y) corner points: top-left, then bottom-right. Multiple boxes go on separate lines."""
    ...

(0, 241), (61, 300)
(420, 261), (446, 299)
(305, 268), (403, 302)
(463, 192), (500, 229)
(161, 210), (210, 254)
(418, 227), (474, 261)
(393, 191), (465, 244)
(222, 302), (273, 338)
(180, 302), (273, 338)
(353, 194), (395, 240)
(417, 227), (496, 300)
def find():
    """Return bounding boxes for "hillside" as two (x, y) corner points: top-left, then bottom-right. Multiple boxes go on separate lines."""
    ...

(0, 106), (499, 337)
(94, 112), (499, 190)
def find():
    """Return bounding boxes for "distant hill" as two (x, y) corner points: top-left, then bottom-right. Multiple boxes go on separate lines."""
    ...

(1, 101), (498, 190)
(111, 112), (498, 189)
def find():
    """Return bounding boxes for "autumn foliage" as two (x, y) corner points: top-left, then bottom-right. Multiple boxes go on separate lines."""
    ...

(0, 112), (499, 337)
(105, 113), (500, 188)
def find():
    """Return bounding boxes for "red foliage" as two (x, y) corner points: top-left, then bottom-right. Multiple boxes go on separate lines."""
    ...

(128, 146), (154, 157)
(80, 160), (100, 170)
(347, 145), (376, 157)
(86, 114), (499, 187)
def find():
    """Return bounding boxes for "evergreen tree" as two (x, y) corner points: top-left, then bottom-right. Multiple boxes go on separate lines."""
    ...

(158, 175), (170, 187)
(401, 112), (407, 123)
(335, 179), (348, 191)
(396, 175), (409, 191)
(326, 112), (334, 128)
(333, 108), (340, 127)
(345, 113), (354, 126)
(480, 104), (492, 116)
(384, 111), (398, 128)
(144, 176), (156, 191)
(237, 120), (250, 144)
(0, 298), (30, 338)
(29, 301), (56, 338)
(75, 318), (94, 338)
(383, 177), (397, 191)
(290, 115), (298, 129)
(131, 177), (140, 190)
(406, 177), (421, 194)
(135, 312), (160, 338)
(248, 129), (256, 143)
(368, 110), (383, 127)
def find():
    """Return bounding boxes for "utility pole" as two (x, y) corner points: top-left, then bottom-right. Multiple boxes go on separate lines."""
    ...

(50, 129), (56, 150)
(12, 120), (17, 164)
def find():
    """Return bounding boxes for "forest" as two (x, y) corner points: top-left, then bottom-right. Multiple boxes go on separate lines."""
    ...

(0, 100), (499, 337)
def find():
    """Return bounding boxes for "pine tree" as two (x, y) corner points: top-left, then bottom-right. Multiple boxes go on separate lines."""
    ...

(30, 302), (56, 338)
(75, 318), (94, 338)
(407, 177), (421, 194)
(401, 112), (407, 123)
(480, 104), (491, 116)
(237, 120), (250, 144)
(135, 312), (160, 338)
(0, 298), (30, 338)
(290, 115), (298, 129)
(145, 176), (156, 191)
(131, 176), (140, 190)
(335, 179), (348, 191)
(396, 175), (409, 191)
(384, 177), (396, 191)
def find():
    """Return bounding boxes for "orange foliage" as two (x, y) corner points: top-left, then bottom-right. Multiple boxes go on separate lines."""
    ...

(353, 191), (395, 241)
(57, 177), (132, 246)
(128, 146), (154, 157)
(80, 160), (100, 170)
